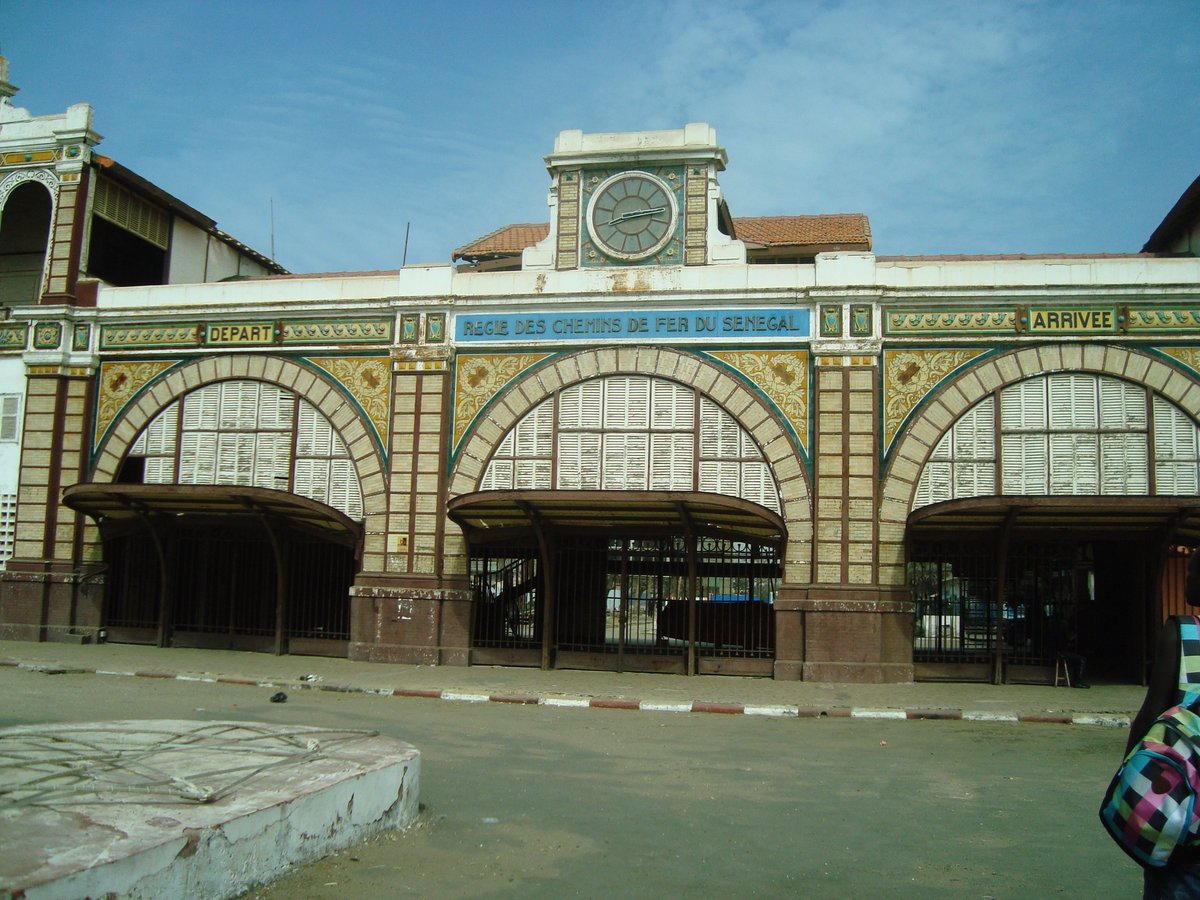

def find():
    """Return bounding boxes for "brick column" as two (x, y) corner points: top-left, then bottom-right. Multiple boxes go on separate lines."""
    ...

(349, 345), (470, 665)
(0, 356), (99, 640)
(804, 356), (912, 682)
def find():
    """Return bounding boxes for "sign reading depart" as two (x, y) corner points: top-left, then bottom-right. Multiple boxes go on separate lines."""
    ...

(204, 322), (276, 345)
(455, 308), (810, 343)
(1026, 307), (1117, 333)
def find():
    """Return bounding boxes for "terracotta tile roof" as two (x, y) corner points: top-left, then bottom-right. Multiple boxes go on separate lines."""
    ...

(453, 214), (873, 262)
(454, 223), (550, 260)
(731, 214), (871, 249)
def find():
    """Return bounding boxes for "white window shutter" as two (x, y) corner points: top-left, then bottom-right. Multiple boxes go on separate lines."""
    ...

(650, 433), (693, 490)
(557, 433), (601, 489)
(602, 433), (648, 490)
(1101, 433), (1149, 495)
(484, 459), (514, 491)
(1049, 433), (1098, 494)
(953, 461), (995, 498)
(1002, 433), (1048, 494)
(954, 400), (995, 460)
(179, 432), (217, 483)
(604, 376), (650, 430)
(651, 379), (694, 430)
(1153, 396), (1200, 495)
(1001, 380), (1046, 431)
(1100, 378), (1146, 430)
(329, 459), (362, 518)
(1048, 373), (1096, 429)
(143, 457), (174, 484)
(297, 402), (333, 455)
(914, 463), (951, 509)
(183, 384), (220, 430)
(928, 432), (953, 462)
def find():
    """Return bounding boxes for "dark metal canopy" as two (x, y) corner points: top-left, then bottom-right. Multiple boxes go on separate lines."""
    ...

(448, 490), (787, 545)
(907, 495), (1200, 543)
(63, 483), (363, 549)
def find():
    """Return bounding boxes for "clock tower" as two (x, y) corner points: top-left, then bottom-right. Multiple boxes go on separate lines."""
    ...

(522, 123), (745, 271)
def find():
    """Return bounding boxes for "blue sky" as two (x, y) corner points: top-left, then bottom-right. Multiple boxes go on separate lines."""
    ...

(3, 0), (1198, 273)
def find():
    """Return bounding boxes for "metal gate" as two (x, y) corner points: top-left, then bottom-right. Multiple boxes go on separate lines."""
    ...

(101, 522), (355, 655)
(909, 538), (1162, 683)
(470, 533), (779, 675)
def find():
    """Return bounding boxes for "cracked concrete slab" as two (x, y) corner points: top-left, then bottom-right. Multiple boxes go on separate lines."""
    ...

(0, 719), (420, 899)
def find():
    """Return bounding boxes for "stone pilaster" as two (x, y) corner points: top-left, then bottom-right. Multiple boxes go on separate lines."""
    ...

(349, 342), (469, 665)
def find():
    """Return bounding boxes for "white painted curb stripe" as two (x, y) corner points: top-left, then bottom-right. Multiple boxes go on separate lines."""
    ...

(442, 691), (491, 703)
(962, 711), (1019, 722)
(539, 697), (590, 708)
(639, 702), (693, 713)
(1073, 713), (1130, 728)
(96, 669), (137, 677)
(850, 708), (907, 720)
(175, 675), (217, 683)
(744, 705), (800, 717)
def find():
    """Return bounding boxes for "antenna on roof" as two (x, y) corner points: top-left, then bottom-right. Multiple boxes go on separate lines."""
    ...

(269, 197), (276, 262)
(402, 222), (410, 267)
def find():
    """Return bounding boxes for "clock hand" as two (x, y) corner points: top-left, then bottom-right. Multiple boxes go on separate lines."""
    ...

(605, 206), (668, 226)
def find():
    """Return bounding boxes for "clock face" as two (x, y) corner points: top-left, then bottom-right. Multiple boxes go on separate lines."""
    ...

(586, 172), (678, 261)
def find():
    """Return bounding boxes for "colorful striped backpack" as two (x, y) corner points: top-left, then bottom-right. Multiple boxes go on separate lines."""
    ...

(1100, 615), (1200, 868)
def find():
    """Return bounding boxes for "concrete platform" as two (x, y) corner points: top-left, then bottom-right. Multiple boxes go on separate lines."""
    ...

(0, 720), (420, 899)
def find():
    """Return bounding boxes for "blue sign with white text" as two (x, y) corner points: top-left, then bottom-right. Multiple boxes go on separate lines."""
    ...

(454, 307), (810, 343)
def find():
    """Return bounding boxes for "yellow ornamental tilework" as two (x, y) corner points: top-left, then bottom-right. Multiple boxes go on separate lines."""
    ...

(100, 323), (201, 349)
(882, 348), (986, 451)
(95, 360), (176, 447)
(710, 350), (808, 452)
(1163, 348), (1200, 378)
(453, 352), (553, 448)
(308, 357), (391, 450)
(1128, 308), (1200, 332)
(283, 320), (390, 343)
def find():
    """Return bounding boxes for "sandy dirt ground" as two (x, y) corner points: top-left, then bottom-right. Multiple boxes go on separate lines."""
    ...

(1, 666), (1139, 898)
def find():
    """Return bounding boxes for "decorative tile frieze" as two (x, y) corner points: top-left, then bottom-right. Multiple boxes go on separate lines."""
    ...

(281, 319), (391, 345)
(400, 314), (419, 344)
(101, 323), (200, 350)
(709, 350), (809, 453)
(426, 313), (446, 343)
(308, 356), (392, 450)
(33, 322), (62, 349)
(882, 348), (987, 451)
(1127, 306), (1200, 333)
(884, 307), (1016, 336)
(72, 323), (91, 351)
(98, 318), (393, 351)
(820, 305), (842, 337)
(0, 323), (28, 350)
(850, 304), (873, 337)
(94, 359), (176, 447)
(453, 352), (553, 448)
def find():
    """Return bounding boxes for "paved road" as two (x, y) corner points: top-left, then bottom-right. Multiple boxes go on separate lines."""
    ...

(1, 665), (1141, 898)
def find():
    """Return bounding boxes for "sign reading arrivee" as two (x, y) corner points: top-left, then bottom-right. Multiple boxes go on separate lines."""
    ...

(454, 308), (810, 343)
(1026, 307), (1117, 333)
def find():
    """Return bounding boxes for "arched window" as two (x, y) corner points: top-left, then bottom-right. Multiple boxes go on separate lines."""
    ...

(126, 380), (363, 518)
(913, 373), (1200, 509)
(0, 180), (53, 305)
(481, 374), (781, 513)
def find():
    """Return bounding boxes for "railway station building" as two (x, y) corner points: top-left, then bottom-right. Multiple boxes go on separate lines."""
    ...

(2, 109), (1198, 684)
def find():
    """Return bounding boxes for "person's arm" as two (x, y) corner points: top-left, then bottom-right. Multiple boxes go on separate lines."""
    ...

(1126, 620), (1181, 755)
